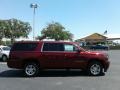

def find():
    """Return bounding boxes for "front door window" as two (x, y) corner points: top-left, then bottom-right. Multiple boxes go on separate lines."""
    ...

(64, 44), (78, 52)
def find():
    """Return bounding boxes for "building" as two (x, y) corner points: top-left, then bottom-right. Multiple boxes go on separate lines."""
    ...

(105, 34), (120, 44)
(76, 33), (108, 46)
(76, 33), (120, 46)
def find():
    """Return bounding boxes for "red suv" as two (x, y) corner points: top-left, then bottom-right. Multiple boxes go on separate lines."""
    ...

(7, 41), (110, 77)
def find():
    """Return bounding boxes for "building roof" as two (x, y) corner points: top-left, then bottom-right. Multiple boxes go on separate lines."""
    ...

(80, 33), (107, 41)
(105, 34), (120, 40)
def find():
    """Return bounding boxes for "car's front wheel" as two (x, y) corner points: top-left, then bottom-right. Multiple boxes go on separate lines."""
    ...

(24, 62), (39, 77)
(2, 55), (8, 62)
(87, 61), (104, 76)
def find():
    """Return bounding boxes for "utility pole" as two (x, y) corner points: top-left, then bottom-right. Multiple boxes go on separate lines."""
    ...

(30, 3), (38, 41)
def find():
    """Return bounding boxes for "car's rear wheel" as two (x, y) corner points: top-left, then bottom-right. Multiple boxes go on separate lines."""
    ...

(2, 55), (7, 62)
(87, 61), (103, 76)
(24, 62), (39, 77)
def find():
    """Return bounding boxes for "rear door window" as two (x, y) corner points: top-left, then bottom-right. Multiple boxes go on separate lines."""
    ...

(42, 43), (64, 51)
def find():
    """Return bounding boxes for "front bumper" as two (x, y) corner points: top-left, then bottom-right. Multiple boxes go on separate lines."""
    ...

(104, 60), (110, 72)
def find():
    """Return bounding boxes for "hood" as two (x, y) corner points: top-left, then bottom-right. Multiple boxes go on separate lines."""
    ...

(1, 51), (10, 57)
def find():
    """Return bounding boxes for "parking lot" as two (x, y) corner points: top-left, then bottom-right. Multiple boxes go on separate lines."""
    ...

(0, 50), (120, 90)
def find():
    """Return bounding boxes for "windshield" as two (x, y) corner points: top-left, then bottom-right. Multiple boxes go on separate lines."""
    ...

(2, 47), (11, 51)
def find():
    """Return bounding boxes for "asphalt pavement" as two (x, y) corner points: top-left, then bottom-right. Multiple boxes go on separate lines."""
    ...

(0, 50), (120, 90)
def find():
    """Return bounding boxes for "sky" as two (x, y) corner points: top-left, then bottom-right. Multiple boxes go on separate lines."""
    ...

(0, 0), (120, 40)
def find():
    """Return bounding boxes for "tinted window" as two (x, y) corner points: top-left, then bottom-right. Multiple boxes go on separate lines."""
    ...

(11, 43), (38, 51)
(64, 44), (78, 52)
(43, 43), (64, 51)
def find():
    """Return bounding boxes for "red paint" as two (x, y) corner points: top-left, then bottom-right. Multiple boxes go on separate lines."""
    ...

(7, 41), (110, 72)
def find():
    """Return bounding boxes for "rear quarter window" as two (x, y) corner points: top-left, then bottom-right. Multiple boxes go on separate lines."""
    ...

(11, 43), (38, 51)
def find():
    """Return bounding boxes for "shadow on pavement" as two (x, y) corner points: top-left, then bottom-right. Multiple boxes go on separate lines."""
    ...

(0, 69), (90, 78)
(0, 70), (25, 78)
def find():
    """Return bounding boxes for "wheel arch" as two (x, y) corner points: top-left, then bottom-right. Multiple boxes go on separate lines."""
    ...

(2, 54), (7, 57)
(22, 58), (40, 68)
(87, 58), (105, 70)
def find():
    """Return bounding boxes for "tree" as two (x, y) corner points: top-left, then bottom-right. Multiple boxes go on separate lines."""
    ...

(38, 22), (73, 41)
(0, 20), (6, 44)
(3, 19), (32, 44)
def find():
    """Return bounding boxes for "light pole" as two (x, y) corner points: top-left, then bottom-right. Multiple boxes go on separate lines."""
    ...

(30, 3), (38, 41)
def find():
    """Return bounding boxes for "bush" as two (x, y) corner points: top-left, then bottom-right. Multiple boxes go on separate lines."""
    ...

(0, 41), (12, 46)
(82, 45), (120, 50)
(109, 45), (120, 50)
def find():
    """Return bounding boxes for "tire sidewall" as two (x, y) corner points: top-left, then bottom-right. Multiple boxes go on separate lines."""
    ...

(24, 62), (39, 77)
(2, 55), (7, 62)
(87, 61), (103, 76)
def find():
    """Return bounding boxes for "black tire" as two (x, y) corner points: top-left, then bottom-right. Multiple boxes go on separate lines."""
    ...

(24, 62), (39, 77)
(2, 55), (8, 62)
(87, 61), (103, 76)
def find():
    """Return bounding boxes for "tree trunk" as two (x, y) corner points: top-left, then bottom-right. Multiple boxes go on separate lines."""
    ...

(0, 38), (2, 45)
(11, 38), (15, 44)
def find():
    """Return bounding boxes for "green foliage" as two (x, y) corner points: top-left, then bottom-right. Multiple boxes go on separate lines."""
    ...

(109, 45), (120, 50)
(0, 20), (5, 40)
(40, 22), (73, 41)
(0, 19), (32, 44)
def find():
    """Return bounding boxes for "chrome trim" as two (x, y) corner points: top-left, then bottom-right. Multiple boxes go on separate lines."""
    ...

(41, 42), (44, 52)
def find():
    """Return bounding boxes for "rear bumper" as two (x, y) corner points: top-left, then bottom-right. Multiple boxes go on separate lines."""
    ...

(7, 59), (23, 69)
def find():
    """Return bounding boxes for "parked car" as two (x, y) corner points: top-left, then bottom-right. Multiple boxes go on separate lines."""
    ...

(0, 45), (11, 61)
(7, 41), (110, 77)
(90, 45), (109, 50)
